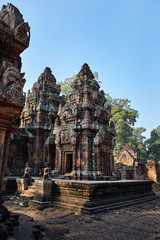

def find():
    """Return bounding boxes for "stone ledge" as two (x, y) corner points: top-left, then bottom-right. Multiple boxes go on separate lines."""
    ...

(52, 179), (156, 214)
(29, 200), (53, 210)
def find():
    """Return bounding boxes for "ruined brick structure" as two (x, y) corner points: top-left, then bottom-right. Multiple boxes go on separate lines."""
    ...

(0, 3), (30, 238)
(116, 144), (139, 167)
(115, 144), (142, 180)
(115, 144), (160, 181)
(145, 159), (160, 182)
(53, 63), (116, 180)
(7, 67), (61, 175)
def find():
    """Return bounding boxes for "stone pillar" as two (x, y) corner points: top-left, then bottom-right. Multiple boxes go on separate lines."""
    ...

(0, 130), (7, 189)
(97, 150), (101, 172)
(55, 147), (61, 172)
(0, 131), (10, 190)
(73, 147), (76, 171)
(29, 179), (53, 210)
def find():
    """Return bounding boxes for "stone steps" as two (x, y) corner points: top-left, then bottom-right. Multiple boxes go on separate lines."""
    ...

(21, 185), (36, 196)
(20, 194), (34, 199)
(13, 184), (36, 207)
(22, 189), (35, 195)
(28, 185), (36, 190)
(14, 194), (34, 207)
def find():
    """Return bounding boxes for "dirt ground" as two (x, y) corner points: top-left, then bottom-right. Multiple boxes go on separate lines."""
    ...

(4, 197), (160, 240)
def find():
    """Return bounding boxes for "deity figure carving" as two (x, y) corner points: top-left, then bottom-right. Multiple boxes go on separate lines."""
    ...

(0, 58), (26, 106)
(71, 132), (77, 146)
(23, 162), (31, 179)
(43, 163), (51, 180)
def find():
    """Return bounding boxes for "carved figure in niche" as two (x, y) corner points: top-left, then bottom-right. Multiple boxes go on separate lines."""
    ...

(0, 57), (26, 106)
(83, 110), (91, 123)
(39, 169), (43, 177)
(100, 90), (106, 103)
(54, 117), (60, 128)
(23, 162), (31, 178)
(97, 131), (101, 143)
(71, 132), (77, 146)
(43, 163), (51, 180)
(92, 92), (97, 101)
(55, 132), (61, 147)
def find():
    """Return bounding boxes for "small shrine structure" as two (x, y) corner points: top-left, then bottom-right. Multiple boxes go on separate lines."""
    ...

(53, 63), (116, 180)
(7, 67), (61, 175)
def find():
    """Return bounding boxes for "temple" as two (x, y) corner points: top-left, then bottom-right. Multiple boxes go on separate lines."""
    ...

(6, 67), (61, 175)
(0, 3), (158, 222)
(6, 63), (116, 180)
(53, 63), (116, 179)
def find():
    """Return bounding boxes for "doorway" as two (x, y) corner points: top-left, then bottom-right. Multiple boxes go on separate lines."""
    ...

(126, 170), (134, 180)
(66, 153), (73, 173)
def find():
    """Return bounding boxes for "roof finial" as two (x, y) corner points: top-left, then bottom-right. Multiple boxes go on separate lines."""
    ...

(76, 63), (94, 80)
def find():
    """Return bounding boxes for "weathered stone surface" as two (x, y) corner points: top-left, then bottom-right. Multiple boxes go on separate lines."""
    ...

(0, 3), (30, 62)
(53, 179), (156, 214)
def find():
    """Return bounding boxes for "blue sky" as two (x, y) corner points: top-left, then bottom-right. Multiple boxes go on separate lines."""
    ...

(1, 0), (160, 138)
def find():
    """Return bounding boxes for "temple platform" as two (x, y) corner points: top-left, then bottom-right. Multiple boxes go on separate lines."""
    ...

(12, 177), (158, 213)
(52, 179), (158, 214)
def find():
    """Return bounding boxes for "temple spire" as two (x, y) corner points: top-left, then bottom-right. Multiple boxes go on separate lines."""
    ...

(76, 63), (95, 80)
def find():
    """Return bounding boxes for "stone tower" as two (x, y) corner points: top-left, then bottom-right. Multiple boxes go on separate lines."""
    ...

(7, 67), (61, 174)
(53, 63), (116, 180)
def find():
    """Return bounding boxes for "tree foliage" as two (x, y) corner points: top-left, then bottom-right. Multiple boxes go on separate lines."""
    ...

(105, 94), (145, 159)
(129, 127), (147, 162)
(58, 74), (77, 95)
(58, 72), (100, 95)
(146, 126), (160, 164)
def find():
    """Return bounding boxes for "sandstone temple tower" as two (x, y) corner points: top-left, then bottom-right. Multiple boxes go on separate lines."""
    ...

(53, 63), (116, 180)
(7, 67), (61, 174)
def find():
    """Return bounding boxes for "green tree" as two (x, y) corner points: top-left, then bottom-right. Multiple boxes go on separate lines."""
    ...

(105, 94), (141, 158)
(146, 126), (160, 164)
(58, 72), (100, 95)
(58, 74), (77, 95)
(129, 127), (147, 162)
